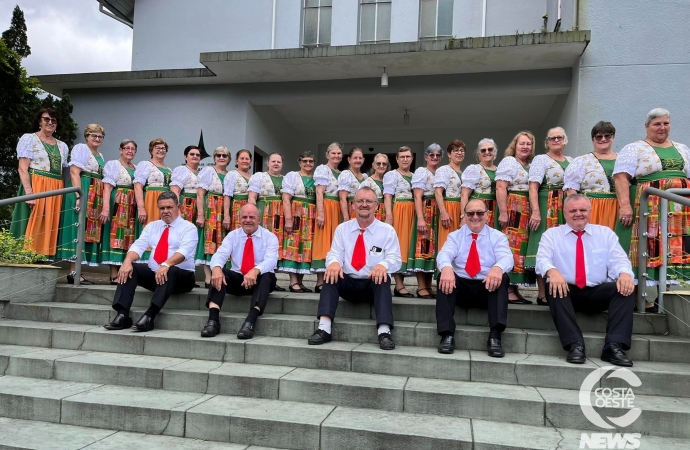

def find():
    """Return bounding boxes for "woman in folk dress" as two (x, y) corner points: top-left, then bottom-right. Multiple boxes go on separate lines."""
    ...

(435, 139), (465, 252)
(359, 153), (390, 221)
(223, 149), (253, 231)
(133, 138), (172, 244)
(461, 138), (499, 229)
(338, 147), (368, 220)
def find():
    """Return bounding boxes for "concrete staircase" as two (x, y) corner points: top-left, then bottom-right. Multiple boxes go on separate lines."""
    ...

(0, 284), (689, 449)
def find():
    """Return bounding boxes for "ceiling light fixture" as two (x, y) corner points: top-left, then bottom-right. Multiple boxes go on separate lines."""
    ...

(403, 109), (409, 126)
(381, 67), (388, 88)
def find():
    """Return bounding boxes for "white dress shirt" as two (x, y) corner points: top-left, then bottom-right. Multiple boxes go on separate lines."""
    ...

(326, 219), (402, 278)
(129, 216), (198, 272)
(536, 223), (634, 286)
(437, 225), (514, 280)
(210, 226), (279, 274)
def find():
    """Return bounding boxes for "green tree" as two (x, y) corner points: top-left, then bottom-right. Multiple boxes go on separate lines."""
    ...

(2, 5), (31, 58)
(41, 93), (78, 148)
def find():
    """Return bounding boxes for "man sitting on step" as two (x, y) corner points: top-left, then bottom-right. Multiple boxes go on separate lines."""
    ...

(536, 194), (635, 366)
(308, 187), (402, 350)
(201, 203), (278, 339)
(435, 198), (513, 357)
(105, 191), (198, 332)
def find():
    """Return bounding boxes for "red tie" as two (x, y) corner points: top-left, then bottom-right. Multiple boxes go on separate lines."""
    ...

(240, 234), (255, 275)
(351, 229), (366, 271)
(153, 225), (169, 265)
(465, 233), (481, 278)
(574, 230), (587, 288)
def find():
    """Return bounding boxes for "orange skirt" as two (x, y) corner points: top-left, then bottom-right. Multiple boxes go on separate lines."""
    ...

(312, 197), (342, 271)
(21, 173), (63, 257)
(393, 200), (415, 269)
(586, 195), (619, 231)
(437, 199), (462, 252)
(143, 189), (163, 226)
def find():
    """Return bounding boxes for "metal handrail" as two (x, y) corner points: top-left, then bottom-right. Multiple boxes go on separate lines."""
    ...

(658, 188), (690, 313)
(0, 187), (85, 286)
(637, 187), (690, 312)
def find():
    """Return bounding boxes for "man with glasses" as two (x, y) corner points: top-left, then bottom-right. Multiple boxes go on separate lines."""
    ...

(308, 187), (402, 350)
(436, 198), (513, 357)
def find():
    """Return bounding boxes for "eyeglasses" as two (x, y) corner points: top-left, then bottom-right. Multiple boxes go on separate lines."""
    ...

(547, 135), (565, 142)
(465, 210), (487, 217)
(479, 148), (495, 154)
(188, 153), (201, 158)
(428, 153), (442, 159)
(87, 133), (104, 140)
(41, 117), (57, 124)
(153, 146), (167, 152)
(215, 154), (229, 158)
(122, 146), (137, 151)
(300, 159), (315, 164)
(594, 134), (614, 142)
(374, 162), (388, 167)
(354, 199), (376, 205)
(451, 149), (466, 154)
(398, 155), (412, 159)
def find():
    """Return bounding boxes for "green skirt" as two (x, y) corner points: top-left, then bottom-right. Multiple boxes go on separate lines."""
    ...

(525, 188), (565, 269)
(55, 176), (101, 266)
(100, 187), (136, 265)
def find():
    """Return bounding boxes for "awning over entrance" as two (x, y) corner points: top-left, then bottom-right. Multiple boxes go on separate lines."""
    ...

(36, 31), (589, 96)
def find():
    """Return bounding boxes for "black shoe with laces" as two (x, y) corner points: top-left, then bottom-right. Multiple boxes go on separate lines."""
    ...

(308, 329), (332, 345)
(378, 332), (395, 350)
(601, 342), (633, 367)
(566, 342), (586, 364)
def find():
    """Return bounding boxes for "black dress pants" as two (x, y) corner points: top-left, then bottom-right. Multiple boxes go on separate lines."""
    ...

(545, 282), (634, 350)
(436, 273), (509, 335)
(112, 265), (196, 311)
(316, 274), (394, 328)
(206, 269), (276, 313)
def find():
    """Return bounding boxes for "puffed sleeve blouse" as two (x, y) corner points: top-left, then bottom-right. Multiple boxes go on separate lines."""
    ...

(170, 166), (199, 193)
(563, 153), (613, 193)
(69, 144), (103, 173)
(613, 140), (690, 178)
(16, 133), (69, 171)
(434, 165), (462, 198)
(411, 167), (435, 195)
(102, 160), (135, 187)
(314, 164), (339, 195)
(338, 170), (368, 196)
(281, 171), (300, 196)
(495, 156), (530, 191)
(528, 154), (573, 185)
(198, 166), (224, 194)
(247, 172), (263, 194)
(223, 170), (249, 197)
(383, 170), (413, 199)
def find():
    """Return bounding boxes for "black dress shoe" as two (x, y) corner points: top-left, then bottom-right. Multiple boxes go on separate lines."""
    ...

(289, 283), (306, 293)
(236, 321), (255, 339)
(566, 342), (586, 364)
(487, 338), (505, 358)
(132, 314), (154, 332)
(645, 304), (659, 313)
(204, 282), (211, 289)
(394, 288), (414, 298)
(536, 297), (548, 306)
(378, 332), (395, 350)
(601, 343), (633, 367)
(416, 288), (434, 299)
(298, 283), (312, 293)
(104, 313), (132, 330)
(314, 285), (323, 293)
(308, 329), (332, 345)
(66, 272), (95, 285)
(438, 335), (455, 354)
(273, 285), (286, 292)
(201, 320), (221, 338)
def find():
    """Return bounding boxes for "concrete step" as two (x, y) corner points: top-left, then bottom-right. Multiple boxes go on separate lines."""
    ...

(0, 375), (688, 445)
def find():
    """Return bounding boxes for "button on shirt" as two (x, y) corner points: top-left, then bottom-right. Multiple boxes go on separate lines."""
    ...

(436, 225), (514, 279)
(129, 216), (198, 272)
(210, 226), (279, 274)
(326, 219), (402, 278)
(536, 223), (634, 286)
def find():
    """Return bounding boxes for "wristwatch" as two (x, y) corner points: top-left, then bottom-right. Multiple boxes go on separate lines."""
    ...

(160, 262), (170, 268)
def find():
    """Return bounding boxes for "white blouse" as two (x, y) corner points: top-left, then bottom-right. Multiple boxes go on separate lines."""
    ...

(102, 160), (135, 187)
(528, 154), (573, 186)
(613, 140), (690, 178)
(383, 170), (413, 199)
(411, 167), (436, 195)
(223, 170), (250, 197)
(338, 170), (368, 197)
(495, 156), (530, 191)
(69, 144), (103, 174)
(359, 176), (385, 199)
(198, 166), (224, 194)
(461, 164), (495, 194)
(16, 133), (68, 172)
(248, 172), (282, 196)
(170, 165), (199, 194)
(282, 171), (312, 197)
(314, 164), (340, 195)
(434, 165), (463, 198)
(563, 153), (615, 193)
(133, 160), (170, 187)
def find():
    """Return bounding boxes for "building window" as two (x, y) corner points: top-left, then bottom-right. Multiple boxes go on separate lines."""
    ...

(360, 0), (391, 44)
(303, 0), (332, 47)
(419, 0), (453, 39)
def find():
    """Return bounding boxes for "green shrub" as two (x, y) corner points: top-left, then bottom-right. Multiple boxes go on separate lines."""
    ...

(0, 229), (46, 264)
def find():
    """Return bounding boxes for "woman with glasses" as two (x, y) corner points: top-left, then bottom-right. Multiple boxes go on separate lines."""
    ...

(525, 127), (573, 305)
(11, 108), (69, 263)
(409, 143), (442, 298)
(196, 146), (230, 287)
(133, 138), (172, 231)
(312, 142), (344, 292)
(461, 138), (499, 229)
(384, 146), (415, 298)
(496, 131), (536, 300)
(223, 149), (252, 231)
(56, 124), (108, 284)
(435, 139), (466, 252)
(338, 147), (368, 220)
(359, 153), (390, 221)
(564, 122), (620, 231)
(613, 108), (690, 312)
(248, 152), (286, 291)
(280, 152), (317, 292)
(99, 140), (138, 284)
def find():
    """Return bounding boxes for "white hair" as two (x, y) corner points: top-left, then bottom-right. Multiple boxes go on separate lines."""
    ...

(476, 138), (497, 160)
(545, 127), (568, 149)
(326, 142), (343, 155)
(645, 108), (671, 127)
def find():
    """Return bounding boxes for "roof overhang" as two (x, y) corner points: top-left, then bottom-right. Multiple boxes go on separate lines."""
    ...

(36, 31), (589, 96)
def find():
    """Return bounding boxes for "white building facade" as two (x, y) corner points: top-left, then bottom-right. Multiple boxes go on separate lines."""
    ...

(39, 0), (690, 172)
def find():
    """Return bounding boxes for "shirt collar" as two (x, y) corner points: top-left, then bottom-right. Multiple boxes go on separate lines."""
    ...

(462, 224), (487, 236)
(349, 218), (377, 234)
(561, 223), (593, 235)
(166, 216), (184, 228)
